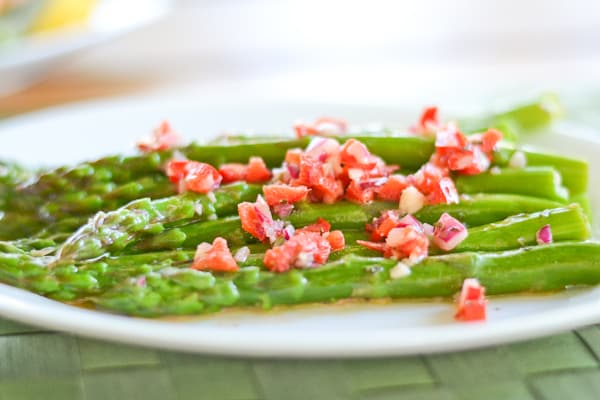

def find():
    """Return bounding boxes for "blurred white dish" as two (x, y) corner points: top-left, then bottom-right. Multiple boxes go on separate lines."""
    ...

(0, 96), (598, 357)
(0, 0), (172, 96)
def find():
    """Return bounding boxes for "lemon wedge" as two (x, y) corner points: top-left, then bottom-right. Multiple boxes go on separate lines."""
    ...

(29, 0), (97, 33)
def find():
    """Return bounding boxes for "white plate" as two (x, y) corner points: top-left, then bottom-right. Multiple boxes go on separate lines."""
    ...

(0, 96), (599, 358)
(0, 0), (172, 96)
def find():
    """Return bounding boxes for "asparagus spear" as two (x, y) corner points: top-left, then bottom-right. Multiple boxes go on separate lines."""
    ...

(0, 202), (592, 313)
(454, 166), (570, 202)
(56, 183), (262, 261)
(450, 204), (590, 252)
(128, 195), (564, 253)
(90, 242), (600, 317)
(1, 95), (566, 206)
(460, 94), (562, 134)
(492, 147), (588, 194)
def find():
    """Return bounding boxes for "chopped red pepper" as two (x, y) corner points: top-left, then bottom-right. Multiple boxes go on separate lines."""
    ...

(184, 162), (223, 194)
(262, 217), (342, 272)
(480, 128), (503, 153)
(345, 180), (376, 204)
(294, 117), (348, 138)
(362, 211), (430, 262)
(166, 160), (222, 194)
(246, 156), (272, 183)
(263, 184), (309, 206)
(218, 163), (247, 184)
(426, 176), (459, 205)
(431, 122), (501, 176)
(218, 156), (271, 184)
(375, 175), (409, 201)
(340, 139), (377, 168)
(191, 237), (238, 272)
(411, 106), (439, 136)
(165, 160), (189, 184)
(296, 153), (344, 204)
(238, 195), (284, 243)
(356, 240), (387, 253)
(137, 121), (182, 152)
(326, 230), (345, 251)
(367, 210), (401, 241)
(384, 225), (429, 261)
(455, 278), (487, 321)
(263, 230), (332, 272)
(298, 218), (331, 234)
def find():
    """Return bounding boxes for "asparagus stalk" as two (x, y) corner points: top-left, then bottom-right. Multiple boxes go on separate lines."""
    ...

(246, 205), (591, 261)
(451, 204), (590, 252)
(126, 194), (563, 253)
(492, 147), (588, 194)
(454, 166), (570, 202)
(0, 205), (592, 312)
(57, 183), (262, 261)
(460, 94), (562, 134)
(414, 194), (562, 226)
(90, 242), (600, 316)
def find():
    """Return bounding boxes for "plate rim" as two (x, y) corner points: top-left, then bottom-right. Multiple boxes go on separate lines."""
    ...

(1, 282), (599, 358)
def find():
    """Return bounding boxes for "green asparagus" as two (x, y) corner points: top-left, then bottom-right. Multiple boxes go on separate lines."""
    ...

(0, 96), (597, 320)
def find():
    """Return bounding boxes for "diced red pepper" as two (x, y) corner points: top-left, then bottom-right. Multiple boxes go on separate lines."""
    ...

(298, 218), (331, 234)
(218, 157), (273, 184)
(367, 210), (401, 242)
(285, 148), (303, 166)
(166, 160), (189, 184)
(166, 160), (222, 194)
(431, 123), (498, 177)
(218, 163), (247, 183)
(435, 123), (468, 150)
(183, 162), (222, 194)
(455, 278), (487, 321)
(263, 241), (301, 272)
(411, 106), (439, 135)
(340, 139), (376, 168)
(410, 163), (448, 194)
(375, 175), (409, 201)
(420, 106), (438, 126)
(246, 156), (272, 183)
(263, 184), (309, 206)
(238, 201), (267, 242)
(458, 147), (491, 175)
(263, 230), (331, 272)
(137, 121), (182, 152)
(427, 176), (459, 205)
(384, 225), (429, 261)
(294, 117), (348, 138)
(238, 196), (285, 243)
(356, 240), (387, 253)
(326, 230), (345, 251)
(345, 180), (375, 204)
(191, 237), (238, 272)
(480, 128), (503, 153)
(361, 222), (429, 262)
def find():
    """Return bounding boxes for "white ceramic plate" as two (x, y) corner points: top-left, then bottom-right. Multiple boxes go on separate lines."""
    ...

(0, 0), (172, 96)
(0, 96), (598, 358)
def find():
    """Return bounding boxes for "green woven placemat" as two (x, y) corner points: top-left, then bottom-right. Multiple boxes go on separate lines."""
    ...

(0, 317), (598, 400)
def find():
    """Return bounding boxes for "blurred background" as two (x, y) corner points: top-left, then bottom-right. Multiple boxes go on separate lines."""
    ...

(1, 0), (600, 121)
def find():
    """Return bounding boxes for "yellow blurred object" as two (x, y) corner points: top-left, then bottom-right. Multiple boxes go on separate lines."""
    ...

(29, 0), (97, 33)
